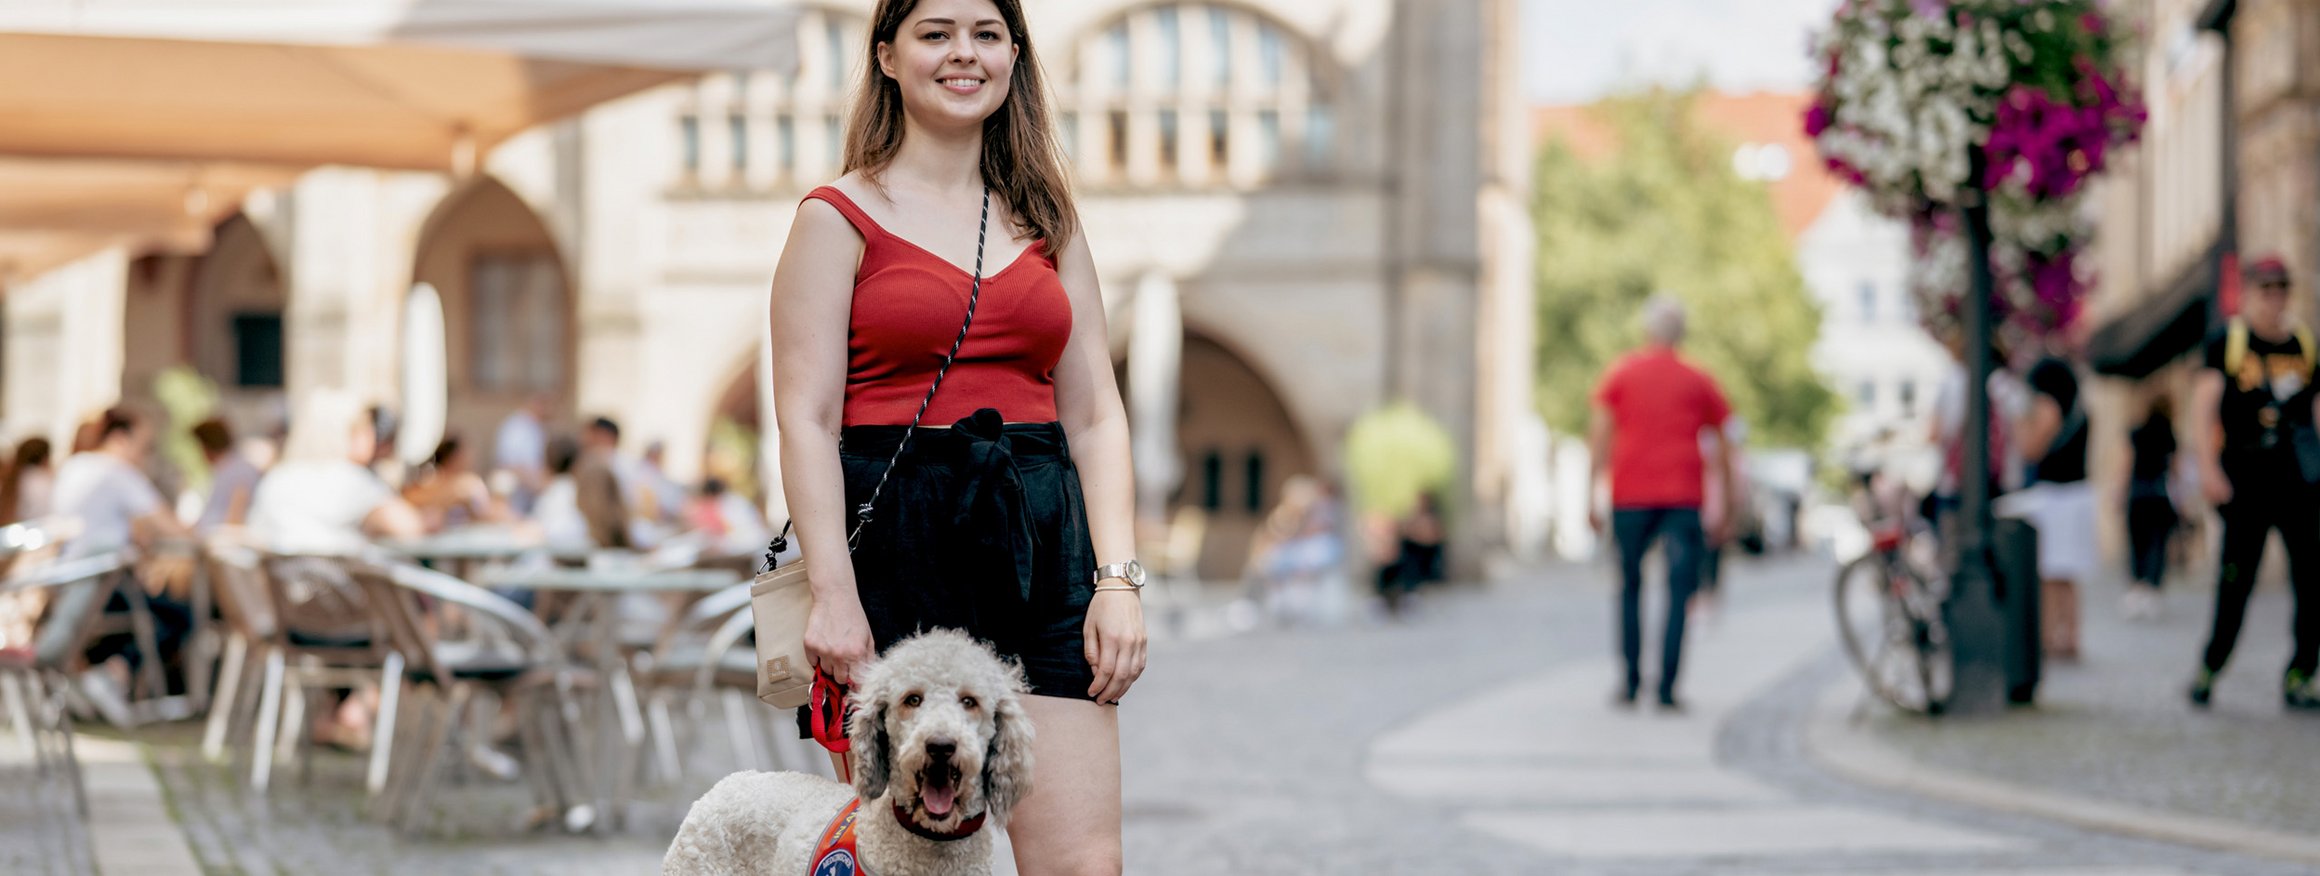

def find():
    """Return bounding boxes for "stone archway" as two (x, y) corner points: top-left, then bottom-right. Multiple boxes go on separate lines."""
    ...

(411, 177), (575, 462)
(115, 212), (287, 441)
(1120, 331), (1315, 580)
(703, 356), (763, 503)
(188, 214), (287, 435)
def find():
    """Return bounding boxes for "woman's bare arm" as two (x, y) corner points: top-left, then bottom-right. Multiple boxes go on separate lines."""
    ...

(771, 197), (877, 683)
(1049, 227), (1145, 703)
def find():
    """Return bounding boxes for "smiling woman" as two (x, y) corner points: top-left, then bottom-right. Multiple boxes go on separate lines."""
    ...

(765, 1), (1142, 874)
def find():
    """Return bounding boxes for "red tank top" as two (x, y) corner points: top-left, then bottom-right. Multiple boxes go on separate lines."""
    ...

(804, 186), (1072, 428)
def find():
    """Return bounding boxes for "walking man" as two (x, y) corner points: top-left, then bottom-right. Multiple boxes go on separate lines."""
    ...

(1589, 296), (1737, 710)
(2190, 255), (2320, 710)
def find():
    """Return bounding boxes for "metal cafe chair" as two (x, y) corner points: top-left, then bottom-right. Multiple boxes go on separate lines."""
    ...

(631, 582), (760, 785)
(1, 549), (138, 819)
(244, 551), (399, 795)
(689, 601), (834, 781)
(347, 558), (599, 834)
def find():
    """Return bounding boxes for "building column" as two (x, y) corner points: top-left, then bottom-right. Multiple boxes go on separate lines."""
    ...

(284, 168), (434, 408)
(1, 248), (128, 445)
(1128, 272), (1183, 534)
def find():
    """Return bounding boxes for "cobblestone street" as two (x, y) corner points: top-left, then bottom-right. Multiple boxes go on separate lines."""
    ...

(10, 552), (2319, 874)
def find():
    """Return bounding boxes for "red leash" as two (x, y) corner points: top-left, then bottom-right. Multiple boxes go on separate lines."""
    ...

(811, 668), (853, 784)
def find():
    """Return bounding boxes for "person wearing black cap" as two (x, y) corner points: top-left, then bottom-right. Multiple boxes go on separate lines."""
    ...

(2190, 255), (2320, 710)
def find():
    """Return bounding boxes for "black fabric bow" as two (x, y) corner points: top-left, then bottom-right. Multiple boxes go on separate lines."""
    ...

(949, 409), (1039, 605)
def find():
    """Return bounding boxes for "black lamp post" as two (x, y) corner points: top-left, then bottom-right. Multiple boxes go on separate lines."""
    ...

(1944, 146), (2024, 716)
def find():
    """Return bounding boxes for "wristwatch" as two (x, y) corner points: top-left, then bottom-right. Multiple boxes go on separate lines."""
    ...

(1093, 560), (1147, 591)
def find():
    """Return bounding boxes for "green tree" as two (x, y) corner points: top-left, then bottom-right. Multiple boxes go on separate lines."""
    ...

(1533, 89), (1836, 449)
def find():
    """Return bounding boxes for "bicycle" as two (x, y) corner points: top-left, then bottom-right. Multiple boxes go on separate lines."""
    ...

(1833, 472), (1953, 715)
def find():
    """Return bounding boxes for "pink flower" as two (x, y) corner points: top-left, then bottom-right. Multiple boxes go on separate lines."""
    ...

(1804, 103), (1834, 137)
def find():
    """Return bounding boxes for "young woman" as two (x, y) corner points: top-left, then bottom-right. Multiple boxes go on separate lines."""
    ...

(401, 436), (509, 533)
(769, 1), (1146, 872)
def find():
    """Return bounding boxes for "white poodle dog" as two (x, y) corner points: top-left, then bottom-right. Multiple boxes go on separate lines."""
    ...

(664, 629), (1035, 876)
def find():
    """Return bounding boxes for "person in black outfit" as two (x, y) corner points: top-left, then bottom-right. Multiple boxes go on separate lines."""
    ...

(2189, 255), (2320, 710)
(2121, 396), (2177, 620)
(2013, 354), (2093, 660)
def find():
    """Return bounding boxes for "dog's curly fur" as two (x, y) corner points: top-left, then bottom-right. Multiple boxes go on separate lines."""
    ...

(663, 630), (1035, 876)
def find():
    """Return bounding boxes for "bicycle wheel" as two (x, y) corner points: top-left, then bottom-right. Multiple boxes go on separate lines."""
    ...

(1833, 552), (1949, 714)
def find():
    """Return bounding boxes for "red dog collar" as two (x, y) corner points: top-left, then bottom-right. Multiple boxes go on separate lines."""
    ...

(891, 800), (987, 842)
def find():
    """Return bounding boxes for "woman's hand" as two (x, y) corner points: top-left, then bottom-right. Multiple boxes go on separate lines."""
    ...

(2201, 463), (2234, 508)
(804, 589), (876, 685)
(1084, 590), (1147, 704)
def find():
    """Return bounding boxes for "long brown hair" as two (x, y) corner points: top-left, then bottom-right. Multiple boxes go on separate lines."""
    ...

(0, 437), (51, 526)
(846, 0), (1079, 250)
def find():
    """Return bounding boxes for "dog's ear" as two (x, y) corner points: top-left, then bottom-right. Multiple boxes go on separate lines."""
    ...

(981, 677), (1035, 823)
(847, 674), (891, 802)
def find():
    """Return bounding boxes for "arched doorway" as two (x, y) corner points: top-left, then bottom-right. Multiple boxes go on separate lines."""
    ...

(188, 214), (286, 435)
(1121, 331), (1315, 580)
(411, 178), (575, 464)
(705, 359), (763, 504)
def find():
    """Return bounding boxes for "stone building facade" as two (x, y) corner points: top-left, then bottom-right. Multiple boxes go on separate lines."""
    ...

(1, 0), (1536, 580)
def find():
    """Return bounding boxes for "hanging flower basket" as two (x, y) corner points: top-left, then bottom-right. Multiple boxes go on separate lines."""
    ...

(1805, 0), (2145, 341)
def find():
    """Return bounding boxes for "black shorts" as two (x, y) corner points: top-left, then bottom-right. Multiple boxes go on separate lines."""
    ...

(836, 409), (1100, 701)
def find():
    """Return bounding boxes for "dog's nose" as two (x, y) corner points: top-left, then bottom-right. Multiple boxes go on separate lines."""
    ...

(925, 739), (957, 763)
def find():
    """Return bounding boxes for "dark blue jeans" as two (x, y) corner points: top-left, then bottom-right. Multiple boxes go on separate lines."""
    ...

(1613, 507), (1704, 700)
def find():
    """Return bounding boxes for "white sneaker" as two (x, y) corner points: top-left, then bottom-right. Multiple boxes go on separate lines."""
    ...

(2120, 588), (2162, 622)
(75, 671), (135, 727)
(468, 744), (521, 782)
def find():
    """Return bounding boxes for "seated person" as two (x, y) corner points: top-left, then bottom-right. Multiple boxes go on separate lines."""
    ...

(248, 390), (424, 553)
(46, 407), (197, 706)
(401, 436), (509, 533)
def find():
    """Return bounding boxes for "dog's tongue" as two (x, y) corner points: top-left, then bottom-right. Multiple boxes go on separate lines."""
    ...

(922, 784), (958, 817)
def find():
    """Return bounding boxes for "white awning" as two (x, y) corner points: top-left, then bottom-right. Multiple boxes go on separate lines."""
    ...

(0, 0), (799, 170)
(0, 0), (799, 278)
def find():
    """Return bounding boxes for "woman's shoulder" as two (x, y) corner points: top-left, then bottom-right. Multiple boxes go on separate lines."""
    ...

(794, 176), (881, 245)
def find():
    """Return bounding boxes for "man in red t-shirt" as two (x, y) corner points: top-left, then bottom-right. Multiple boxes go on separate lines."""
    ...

(1588, 297), (1736, 710)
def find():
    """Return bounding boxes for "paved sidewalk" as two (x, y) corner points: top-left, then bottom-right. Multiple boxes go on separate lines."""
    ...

(1369, 600), (2030, 862)
(1830, 574), (2320, 844)
(1364, 575), (2314, 875)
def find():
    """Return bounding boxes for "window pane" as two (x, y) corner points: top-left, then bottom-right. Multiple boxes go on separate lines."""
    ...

(1108, 110), (1130, 172)
(1158, 109), (1179, 174)
(231, 313), (284, 388)
(1256, 109), (1280, 173)
(1156, 7), (1181, 90)
(1856, 380), (1877, 407)
(1858, 281), (1877, 323)
(827, 19), (850, 90)
(1209, 109), (1229, 168)
(826, 116), (845, 171)
(1109, 24), (1130, 90)
(1258, 25), (1284, 87)
(777, 115), (796, 173)
(524, 259), (564, 391)
(1201, 451), (1223, 511)
(1305, 104), (1333, 168)
(1243, 452), (1266, 514)
(1210, 6), (1232, 87)
(680, 115), (701, 174)
(730, 114), (749, 173)
(471, 259), (511, 389)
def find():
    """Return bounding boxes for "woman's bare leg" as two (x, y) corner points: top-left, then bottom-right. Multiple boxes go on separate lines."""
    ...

(1006, 695), (1121, 876)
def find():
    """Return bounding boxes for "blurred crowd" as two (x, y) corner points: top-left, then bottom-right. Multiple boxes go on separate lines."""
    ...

(0, 391), (772, 716)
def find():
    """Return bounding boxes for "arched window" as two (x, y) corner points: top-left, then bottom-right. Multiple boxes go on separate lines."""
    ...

(675, 8), (866, 192)
(1067, 4), (1334, 189)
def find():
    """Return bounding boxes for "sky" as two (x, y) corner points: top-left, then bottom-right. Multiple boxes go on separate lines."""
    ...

(1520, 0), (1843, 104)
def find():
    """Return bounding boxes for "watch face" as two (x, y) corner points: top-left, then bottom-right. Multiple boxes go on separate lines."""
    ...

(1127, 561), (1148, 587)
